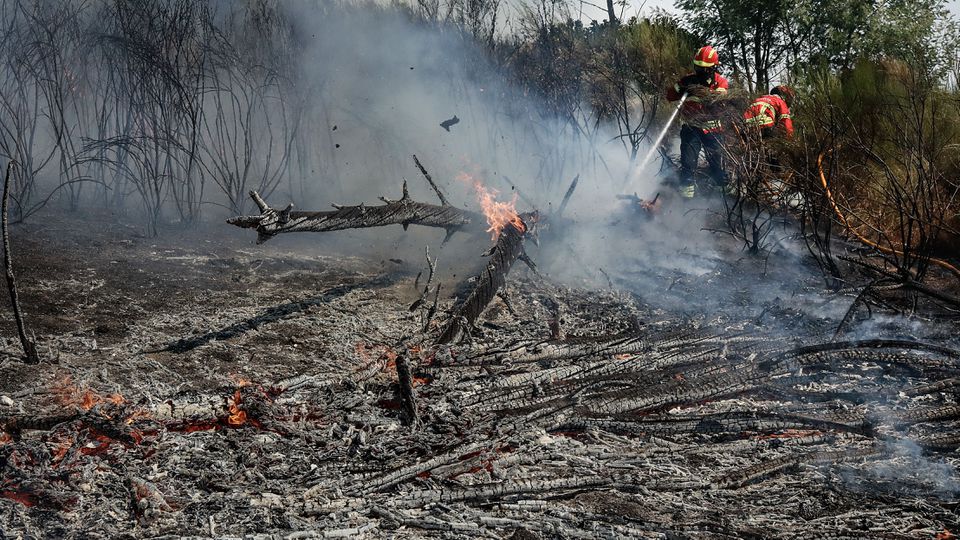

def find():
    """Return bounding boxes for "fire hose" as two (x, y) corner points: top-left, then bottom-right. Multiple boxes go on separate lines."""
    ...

(816, 151), (960, 278)
(624, 92), (687, 193)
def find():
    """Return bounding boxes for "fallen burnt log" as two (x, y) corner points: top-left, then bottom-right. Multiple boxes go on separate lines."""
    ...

(553, 410), (871, 439)
(435, 211), (539, 345)
(227, 184), (486, 244)
(458, 326), (752, 367)
(714, 446), (884, 489)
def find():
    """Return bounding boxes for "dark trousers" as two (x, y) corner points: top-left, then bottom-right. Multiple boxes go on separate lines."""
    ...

(679, 124), (727, 187)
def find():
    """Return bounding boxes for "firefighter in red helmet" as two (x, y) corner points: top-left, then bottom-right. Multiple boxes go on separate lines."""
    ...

(665, 45), (731, 198)
(744, 85), (795, 138)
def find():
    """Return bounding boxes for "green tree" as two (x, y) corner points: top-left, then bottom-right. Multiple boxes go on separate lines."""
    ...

(674, 0), (792, 92)
(676, 0), (958, 92)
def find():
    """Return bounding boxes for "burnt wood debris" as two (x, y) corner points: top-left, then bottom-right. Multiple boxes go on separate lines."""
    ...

(231, 186), (540, 347)
(229, 156), (545, 347)
(3, 155), (959, 538)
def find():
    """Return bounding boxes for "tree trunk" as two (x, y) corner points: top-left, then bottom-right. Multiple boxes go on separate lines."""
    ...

(2, 162), (39, 363)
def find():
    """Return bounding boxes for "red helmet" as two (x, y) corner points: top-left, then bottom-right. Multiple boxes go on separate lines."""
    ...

(694, 46), (720, 68)
(771, 85), (796, 106)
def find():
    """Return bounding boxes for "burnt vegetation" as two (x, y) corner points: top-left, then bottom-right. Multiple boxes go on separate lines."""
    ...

(1, 0), (959, 538)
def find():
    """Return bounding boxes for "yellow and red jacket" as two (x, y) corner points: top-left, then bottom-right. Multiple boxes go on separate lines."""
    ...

(743, 94), (793, 138)
(666, 73), (729, 133)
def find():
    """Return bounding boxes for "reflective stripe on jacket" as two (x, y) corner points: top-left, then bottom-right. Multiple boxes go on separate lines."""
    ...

(744, 94), (793, 137)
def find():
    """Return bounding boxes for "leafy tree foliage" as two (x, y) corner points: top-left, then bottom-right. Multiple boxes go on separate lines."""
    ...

(676, 0), (960, 91)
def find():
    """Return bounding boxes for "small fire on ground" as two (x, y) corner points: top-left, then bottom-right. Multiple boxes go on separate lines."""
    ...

(457, 172), (525, 240)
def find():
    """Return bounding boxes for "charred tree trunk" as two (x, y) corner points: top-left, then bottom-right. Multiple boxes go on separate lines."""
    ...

(436, 212), (538, 345)
(2, 162), (38, 363)
(395, 353), (420, 427)
(227, 185), (486, 244)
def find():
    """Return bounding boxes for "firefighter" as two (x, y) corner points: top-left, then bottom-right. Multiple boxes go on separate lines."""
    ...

(665, 45), (731, 198)
(741, 85), (799, 207)
(743, 85), (795, 138)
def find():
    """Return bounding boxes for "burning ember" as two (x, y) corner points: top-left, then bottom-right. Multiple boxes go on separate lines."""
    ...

(457, 172), (525, 240)
(51, 376), (124, 411)
(227, 389), (247, 426)
(228, 374), (252, 388)
(1, 488), (40, 508)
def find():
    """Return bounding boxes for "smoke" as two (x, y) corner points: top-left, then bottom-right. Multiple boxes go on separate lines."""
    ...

(838, 434), (960, 499)
(283, 6), (580, 204)
(267, 3), (661, 276)
(2, 0), (953, 344)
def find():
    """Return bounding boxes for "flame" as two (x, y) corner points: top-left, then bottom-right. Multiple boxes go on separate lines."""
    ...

(614, 354), (632, 360)
(936, 530), (955, 540)
(457, 173), (525, 240)
(227, 389), (247, 426)
(0, 432), (11, 445)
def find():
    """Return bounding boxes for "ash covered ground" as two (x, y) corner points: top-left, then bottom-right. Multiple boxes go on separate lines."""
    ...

(1, 205), (959, 539)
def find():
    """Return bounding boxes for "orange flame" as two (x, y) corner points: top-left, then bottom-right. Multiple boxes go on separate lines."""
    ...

(0, 432), (12, 445)
(227, 389), (247, 426)
(457, 173), (525, 240)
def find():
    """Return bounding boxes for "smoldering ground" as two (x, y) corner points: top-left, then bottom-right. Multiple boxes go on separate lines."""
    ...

(2, 2), (959, 536)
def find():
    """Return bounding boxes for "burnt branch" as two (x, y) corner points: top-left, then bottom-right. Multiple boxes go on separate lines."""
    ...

(556, 173), (579, 217)
(228, 186), (486, 244)
(435, 212), (539, 345)
(395, 353), (420, 427)
(409, 246), (438, 313)
(424, 284), (442, 333)
(411, 155), (450, 206)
